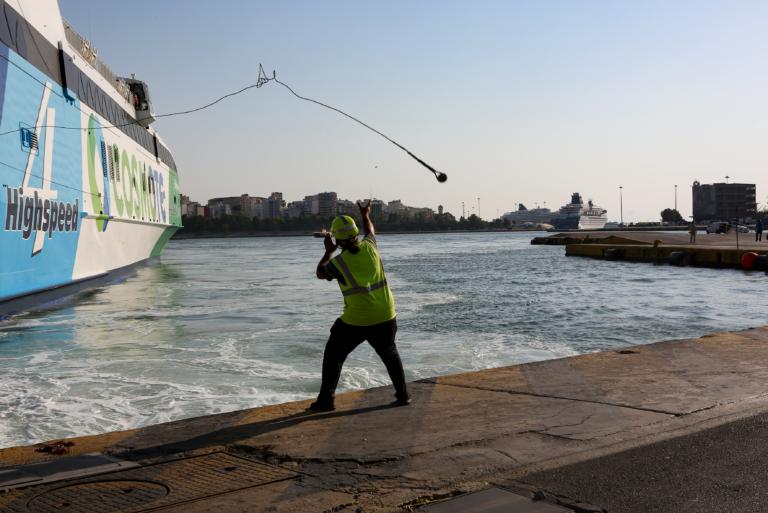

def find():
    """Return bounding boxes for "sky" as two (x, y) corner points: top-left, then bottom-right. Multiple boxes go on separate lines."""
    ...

(59, 0), (768, 222)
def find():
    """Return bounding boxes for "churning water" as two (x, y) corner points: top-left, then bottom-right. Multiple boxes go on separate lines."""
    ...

(1, 232), (767, 447)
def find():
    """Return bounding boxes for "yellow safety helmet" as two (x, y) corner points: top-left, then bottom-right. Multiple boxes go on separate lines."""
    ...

(331, 215), (359, 240)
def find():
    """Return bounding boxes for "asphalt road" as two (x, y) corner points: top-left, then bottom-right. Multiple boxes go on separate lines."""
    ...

(522, 412), (768, 513)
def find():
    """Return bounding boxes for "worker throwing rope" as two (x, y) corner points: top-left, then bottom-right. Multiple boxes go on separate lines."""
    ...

(310, 200), (410, 411)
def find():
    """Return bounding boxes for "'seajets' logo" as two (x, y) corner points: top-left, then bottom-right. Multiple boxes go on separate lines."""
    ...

(2, 82), (77, 255)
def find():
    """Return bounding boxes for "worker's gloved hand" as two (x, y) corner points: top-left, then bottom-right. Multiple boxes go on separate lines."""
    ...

(324, 233), (337, 253)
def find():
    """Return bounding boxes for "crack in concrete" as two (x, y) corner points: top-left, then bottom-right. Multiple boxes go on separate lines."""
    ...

(494, 449), (521, 464)
(231, 443), (405, 467)
(321, 502), (356, 513)
(522, 429), (583, 442)
(427, 379), (682, 416)
(546, 413), (596, 432)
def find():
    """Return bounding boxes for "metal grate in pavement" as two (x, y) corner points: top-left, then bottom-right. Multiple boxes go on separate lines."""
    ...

(0, 451), (299, 513)
(27, 480), (169, 513)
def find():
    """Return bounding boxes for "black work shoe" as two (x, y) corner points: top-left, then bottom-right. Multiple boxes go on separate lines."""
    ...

(308, 401), (335, 412)
(391, 395), (411, 407)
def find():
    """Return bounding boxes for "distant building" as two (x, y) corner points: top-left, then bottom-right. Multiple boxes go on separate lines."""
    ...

(208, 201), (232, 218)
(208, 196), (242, 216)
(186, 201), (201, 216)
(692, 181), (756, 222)
(371, 199), (385, 220)
(386, 200), (406, 215)
(317, 192), (338, 218)
(336, 199), (356, 216)
(267, 192), (284, 219)
(242, 195), (266, 219)
(408, 207), (434, 220)
(199, 191), (439, 223)
(303, 195), (318, 215)
(284, 201), (305, 219)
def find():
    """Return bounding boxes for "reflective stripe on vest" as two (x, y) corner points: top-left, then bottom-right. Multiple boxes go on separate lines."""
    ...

(332, 254), (359, 288)
(332, 252), (387, 297)
(342, 279), (388, 297)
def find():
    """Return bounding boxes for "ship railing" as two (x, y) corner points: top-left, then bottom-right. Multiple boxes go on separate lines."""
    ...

(62, 20), (132, 105)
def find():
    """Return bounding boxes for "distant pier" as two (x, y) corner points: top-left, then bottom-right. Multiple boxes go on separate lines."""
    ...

(532, 231), (768, 269)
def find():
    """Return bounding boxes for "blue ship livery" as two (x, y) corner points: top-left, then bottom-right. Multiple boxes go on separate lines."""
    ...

(0, 0), (182, 314)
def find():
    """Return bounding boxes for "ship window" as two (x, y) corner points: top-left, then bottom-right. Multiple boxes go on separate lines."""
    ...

(113, 146), (121, 182)
(100, 141), (109, 179)
(20, 127), (39, 154)
(107, 144), (115, 181)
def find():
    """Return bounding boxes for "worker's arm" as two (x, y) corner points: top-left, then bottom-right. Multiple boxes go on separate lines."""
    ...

(358, 200), (374, 237)
(316, 234), (337, 280)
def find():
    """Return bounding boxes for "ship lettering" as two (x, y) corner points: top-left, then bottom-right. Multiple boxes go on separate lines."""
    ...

(3, 187), (78, 239)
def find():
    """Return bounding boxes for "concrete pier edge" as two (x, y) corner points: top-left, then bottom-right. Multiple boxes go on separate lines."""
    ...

(4, 326), (768, 511)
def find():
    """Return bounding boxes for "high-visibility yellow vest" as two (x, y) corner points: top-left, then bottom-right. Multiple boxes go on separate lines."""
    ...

(330, 236), (395, 326)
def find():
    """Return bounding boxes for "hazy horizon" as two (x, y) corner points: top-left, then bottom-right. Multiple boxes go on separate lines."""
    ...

(60, 0), (768, 223)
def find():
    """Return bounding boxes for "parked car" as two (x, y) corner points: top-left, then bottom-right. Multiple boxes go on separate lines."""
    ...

(736, 225), (750, 233)
(706, 221), (731, 234)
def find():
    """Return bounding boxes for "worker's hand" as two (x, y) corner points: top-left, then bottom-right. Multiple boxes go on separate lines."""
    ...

(357, 200), (371, 218)
(323, 233), (337, 253)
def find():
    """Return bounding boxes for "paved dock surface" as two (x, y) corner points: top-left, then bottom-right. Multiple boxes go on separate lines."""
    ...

(4, 327), (768, 512)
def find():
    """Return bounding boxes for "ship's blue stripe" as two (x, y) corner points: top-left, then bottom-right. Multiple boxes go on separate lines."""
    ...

(0, 43), (83, 301)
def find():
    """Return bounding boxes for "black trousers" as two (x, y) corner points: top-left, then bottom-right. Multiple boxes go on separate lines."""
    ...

(317, 318), (408, 403)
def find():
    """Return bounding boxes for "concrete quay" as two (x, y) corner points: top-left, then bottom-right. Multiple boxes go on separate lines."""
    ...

(533, 231), (768, 269)
(5, 327), (768, 512)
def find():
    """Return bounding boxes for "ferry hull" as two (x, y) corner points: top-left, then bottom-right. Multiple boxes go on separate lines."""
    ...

(0, 12), (180, 315)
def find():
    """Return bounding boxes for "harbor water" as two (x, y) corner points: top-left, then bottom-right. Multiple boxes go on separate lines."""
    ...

(1, 232), (767, 448)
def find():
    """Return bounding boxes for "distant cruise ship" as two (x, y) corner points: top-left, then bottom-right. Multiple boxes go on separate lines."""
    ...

(502, 203), (553, 226)
(552, 193), (608, 230)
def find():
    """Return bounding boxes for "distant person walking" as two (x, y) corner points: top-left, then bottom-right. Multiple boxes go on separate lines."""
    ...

(688, 221), (697, 244)
(310, 200), (410, 412)
(756, 219), (763, 242)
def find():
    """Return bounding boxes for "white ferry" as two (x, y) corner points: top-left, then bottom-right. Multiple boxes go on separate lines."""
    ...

(502, 203), (554, 226)
(552, 193), (607, 230)
(0, 0), (182, 316)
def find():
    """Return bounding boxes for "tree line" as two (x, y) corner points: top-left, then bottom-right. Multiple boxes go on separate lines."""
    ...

(176, 213), (513, 237)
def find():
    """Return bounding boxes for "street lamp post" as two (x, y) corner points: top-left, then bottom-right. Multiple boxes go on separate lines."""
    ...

(674, 185), (678, 212)
(619, 186), (624, 226)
